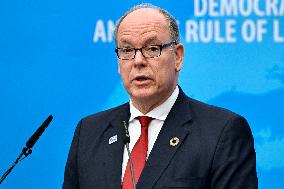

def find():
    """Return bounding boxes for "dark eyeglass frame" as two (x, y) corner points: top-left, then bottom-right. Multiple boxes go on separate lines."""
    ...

(115, 40), (177, 60)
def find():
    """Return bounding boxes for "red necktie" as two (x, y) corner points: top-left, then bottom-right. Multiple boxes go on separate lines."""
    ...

(122, 116), (152, 189)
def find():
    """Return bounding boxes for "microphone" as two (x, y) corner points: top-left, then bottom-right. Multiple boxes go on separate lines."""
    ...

(26, 115), (53, 149)
(122, 120), (130, 144)
(0, 115), (53, 185)
(122, 121), (136, 189)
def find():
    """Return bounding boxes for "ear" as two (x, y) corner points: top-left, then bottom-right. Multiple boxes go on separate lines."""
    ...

(175, 43), (184, 72)
(118, 62), (121, 74)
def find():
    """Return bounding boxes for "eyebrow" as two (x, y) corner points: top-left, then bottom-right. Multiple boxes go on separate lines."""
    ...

(119, 40), (133, 46)
(143, 37), (162, 45)
(118, 37), (163, 47)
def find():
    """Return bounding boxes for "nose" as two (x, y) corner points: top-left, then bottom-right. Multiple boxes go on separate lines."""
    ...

(133, 49), (147, 67)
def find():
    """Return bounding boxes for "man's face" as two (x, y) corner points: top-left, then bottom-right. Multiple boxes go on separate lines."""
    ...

(116, 8), (184, 108)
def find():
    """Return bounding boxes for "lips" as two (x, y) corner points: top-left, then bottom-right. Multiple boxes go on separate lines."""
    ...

(132, 75), (152, 85)
(134, 75), (150, 81)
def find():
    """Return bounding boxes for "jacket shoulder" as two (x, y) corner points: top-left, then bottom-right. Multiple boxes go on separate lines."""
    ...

(178, 87), (240, 121)
(81, 102), (129, 124)
(184, 96), (252, 140)
(74, 103), (129, 137)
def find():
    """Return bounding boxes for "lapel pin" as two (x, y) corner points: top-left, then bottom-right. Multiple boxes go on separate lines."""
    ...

(170, 137), (180, 147)
(108, 135), (118, 144)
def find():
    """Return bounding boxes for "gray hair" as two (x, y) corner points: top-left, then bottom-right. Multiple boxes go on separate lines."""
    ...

(114, 3), (180, 45)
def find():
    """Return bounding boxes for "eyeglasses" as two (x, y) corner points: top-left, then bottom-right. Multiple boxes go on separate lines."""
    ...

(115, 41), (177, 60)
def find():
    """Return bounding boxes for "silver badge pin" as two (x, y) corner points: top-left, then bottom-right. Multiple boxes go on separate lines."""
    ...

(109, 135), (118, 144)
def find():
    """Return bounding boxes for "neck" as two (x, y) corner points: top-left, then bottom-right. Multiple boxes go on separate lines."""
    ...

(131, 86), (177, 114)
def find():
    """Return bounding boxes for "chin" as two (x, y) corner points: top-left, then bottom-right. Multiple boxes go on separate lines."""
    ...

(129, 88), (156, 101)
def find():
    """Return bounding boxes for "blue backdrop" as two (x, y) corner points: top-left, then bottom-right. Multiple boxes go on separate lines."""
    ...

(1, 0), (283, 188)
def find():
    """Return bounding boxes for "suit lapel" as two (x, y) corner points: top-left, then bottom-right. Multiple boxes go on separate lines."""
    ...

(103, 103), (130, 189)
(137, 89), (193, 188)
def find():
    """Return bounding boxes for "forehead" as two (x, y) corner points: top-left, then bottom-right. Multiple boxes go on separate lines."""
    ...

(117, 8), (171, 45)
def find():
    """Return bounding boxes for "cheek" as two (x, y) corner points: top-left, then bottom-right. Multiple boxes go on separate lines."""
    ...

(151, 67), (168, 88)
(155, 61), (176, 81)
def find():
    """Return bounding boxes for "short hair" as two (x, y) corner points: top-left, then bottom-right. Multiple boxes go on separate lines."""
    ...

(114, 3), (180, 45)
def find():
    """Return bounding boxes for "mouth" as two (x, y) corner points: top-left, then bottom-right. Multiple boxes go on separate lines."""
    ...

(132, 75), (152, 84)
(134, 75), (149, 81)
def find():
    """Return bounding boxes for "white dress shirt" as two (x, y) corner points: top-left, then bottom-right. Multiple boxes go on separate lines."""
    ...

(121, 86), (179, 181)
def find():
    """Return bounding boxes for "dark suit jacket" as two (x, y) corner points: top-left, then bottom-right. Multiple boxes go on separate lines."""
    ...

(63, 88), (258, 189)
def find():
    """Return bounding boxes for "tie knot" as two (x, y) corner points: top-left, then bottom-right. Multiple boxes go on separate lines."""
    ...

(137, 116), (152, 127)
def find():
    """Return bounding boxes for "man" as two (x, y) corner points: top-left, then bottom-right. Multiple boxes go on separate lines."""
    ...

(63, 3), (258, 189)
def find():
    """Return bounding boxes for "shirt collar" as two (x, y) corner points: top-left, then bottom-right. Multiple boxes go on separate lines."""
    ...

(129, 86), (179, 122)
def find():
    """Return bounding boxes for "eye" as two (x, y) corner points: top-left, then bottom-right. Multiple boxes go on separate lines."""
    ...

(146, 46), (160, 53)
(121, 48), (134, 54)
